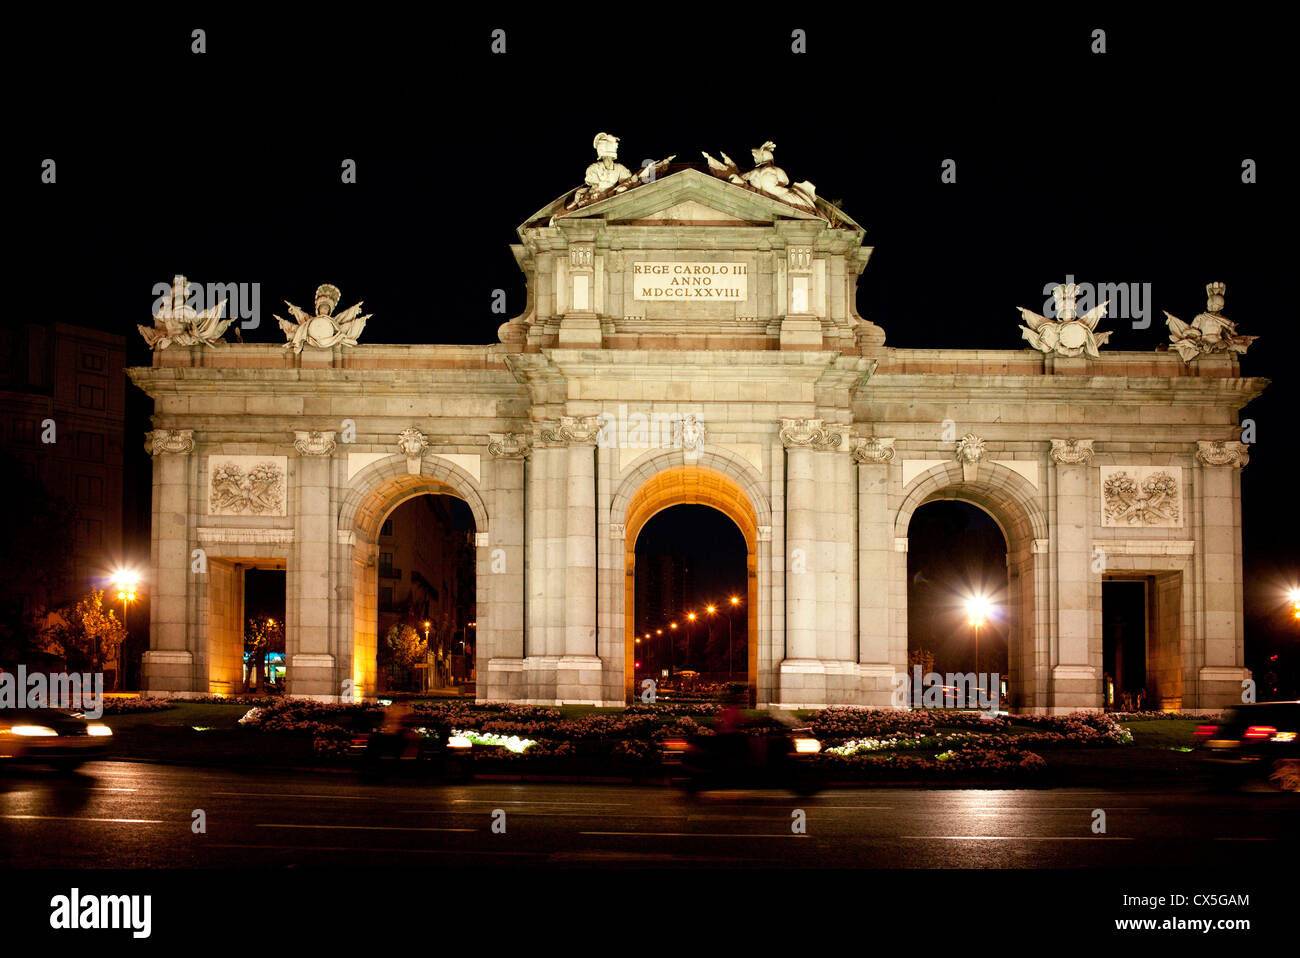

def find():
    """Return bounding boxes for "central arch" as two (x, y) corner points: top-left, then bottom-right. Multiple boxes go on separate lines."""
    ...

(894, 461), (1049, 711)
(339, 455), (490, 698)
(619, 465), (761, 704)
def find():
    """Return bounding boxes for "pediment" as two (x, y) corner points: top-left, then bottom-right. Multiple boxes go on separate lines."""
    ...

(525, 167), (839, 229)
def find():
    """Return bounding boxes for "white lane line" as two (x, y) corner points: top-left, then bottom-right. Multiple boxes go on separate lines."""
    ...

(900, 836), (1135, 840)
(209, 843), (539, 856)
(255, 823), (476, 833)
(210, 792), (368, 800)
(451, 800), (632, 806)
(580, 830), (807, 839)
(87, 787), (138, 792)
(2, 814), (169, 824)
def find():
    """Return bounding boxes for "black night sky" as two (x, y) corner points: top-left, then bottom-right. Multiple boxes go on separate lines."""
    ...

(14, 14), (1295, 684)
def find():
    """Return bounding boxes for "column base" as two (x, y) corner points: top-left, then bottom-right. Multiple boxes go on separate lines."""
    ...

(1197, 666), (1251, 710)
(288, 653), (337, 699)
(141, 650), (195, 695)
(1050, 665), (1102, 710)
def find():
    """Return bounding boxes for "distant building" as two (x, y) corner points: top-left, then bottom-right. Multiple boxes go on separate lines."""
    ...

(376, 495), (476, 689)
(0, 322), (125, 611)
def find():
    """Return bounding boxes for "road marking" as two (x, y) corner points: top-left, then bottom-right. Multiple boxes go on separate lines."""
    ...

(452, 800), (633, 806)
(255, 823), (476, 833)
(2, 814), (168, 824)
(900, 836), (1135, 840)
(580, 830), (808, 839)
(211, 791), (369, 800)
(87, 787), (138, 792)
(209, 843), (538, 856)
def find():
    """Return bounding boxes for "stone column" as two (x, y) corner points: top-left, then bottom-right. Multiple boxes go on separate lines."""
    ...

(852, 436), (898, 705)
(141, 430), (196, 694)
(481, 432), (529, 702)
(777, 419), (848, 705)
(553, 416), (603, 703)
(1049, 439), (1099, 709)
(1194, 440), (1250, 707)
(289, 430), (336, 699)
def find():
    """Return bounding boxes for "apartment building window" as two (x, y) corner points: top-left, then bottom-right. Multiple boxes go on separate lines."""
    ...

(78, 383), (106, 410)
(378, 552), (394, 577)
(76, 432), (105, 462)
(76, 474), (103, 506)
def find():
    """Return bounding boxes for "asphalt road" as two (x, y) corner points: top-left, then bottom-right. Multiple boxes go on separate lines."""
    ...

(2, 761), (1296, 868)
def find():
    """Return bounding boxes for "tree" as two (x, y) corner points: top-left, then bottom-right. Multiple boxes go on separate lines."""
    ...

(384, 622), (428, 670)
(41, 589), (129, 686)
(244, 617), (284, 691)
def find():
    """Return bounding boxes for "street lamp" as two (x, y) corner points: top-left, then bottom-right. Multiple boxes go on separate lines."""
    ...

(965, 595), (992, 679)
(726, 596), (740, 680)
(111, 569), (138, 686)
(1290, 588), (1300, 620)
(686, 612), (697, 670)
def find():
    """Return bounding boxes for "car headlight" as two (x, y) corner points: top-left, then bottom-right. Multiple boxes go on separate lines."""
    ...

(11, 725), (58, 737)
(794, 736), (821, 754)
(447, 735), (472, 749)
(87, 724), (113, 737)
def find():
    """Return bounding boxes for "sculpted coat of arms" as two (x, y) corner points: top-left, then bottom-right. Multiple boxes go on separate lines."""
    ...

(276, 284), (370, 353)
(1102, 469), (1181, 526)
(210, 460), (285, 516)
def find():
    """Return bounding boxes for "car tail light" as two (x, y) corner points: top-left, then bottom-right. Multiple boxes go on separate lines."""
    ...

(662, 738), (688, 753)
(1243, 725), (1277, 740)
(1194, 725), (1218, 737)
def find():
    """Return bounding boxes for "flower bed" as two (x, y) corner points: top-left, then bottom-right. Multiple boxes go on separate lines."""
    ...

(100, 699), (174, 715)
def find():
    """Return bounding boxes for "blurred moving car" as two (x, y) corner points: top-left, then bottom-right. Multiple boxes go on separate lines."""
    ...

(0, 708), (113, 770)
(664, 710), (822, 796)
(347, 702), (469, 781)
(1196, 701), (1300, 792)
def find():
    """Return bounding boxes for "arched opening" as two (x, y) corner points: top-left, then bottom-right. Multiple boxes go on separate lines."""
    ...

(895, 461), (1047, 711)
(342, 461), (488, 700)
(906, 501), (1008, 706)
(621, 465), (759, 705)
(374, 494), (476, 695)
(633, 505), (748, 698)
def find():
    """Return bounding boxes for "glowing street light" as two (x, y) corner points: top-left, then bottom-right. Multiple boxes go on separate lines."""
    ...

(965, 595), (992, 677)
(1290, 588), (1300, 619)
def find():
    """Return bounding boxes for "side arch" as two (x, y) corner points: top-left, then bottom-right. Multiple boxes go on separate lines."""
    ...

(892, 460), (1050, 711)
(340, 454), (490, 542)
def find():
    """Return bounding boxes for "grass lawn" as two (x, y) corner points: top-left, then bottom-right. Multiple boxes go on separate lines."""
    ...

(1119, 718), (1200, 748)
(103, 702), (253, 730)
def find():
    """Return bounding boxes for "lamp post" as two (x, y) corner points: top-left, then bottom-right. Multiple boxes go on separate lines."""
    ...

(705, 605), (717, 677)
(111, 569), (138, 688)
(668, 622), (677, 674)
(686, 612), (696, 670)
(726, 595), (740, 680)
(965, 595), (991, 699)
(423, 621), (432, 690)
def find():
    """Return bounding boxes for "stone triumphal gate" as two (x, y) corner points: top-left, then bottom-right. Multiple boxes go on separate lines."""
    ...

(130, 137), (1265, 712)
